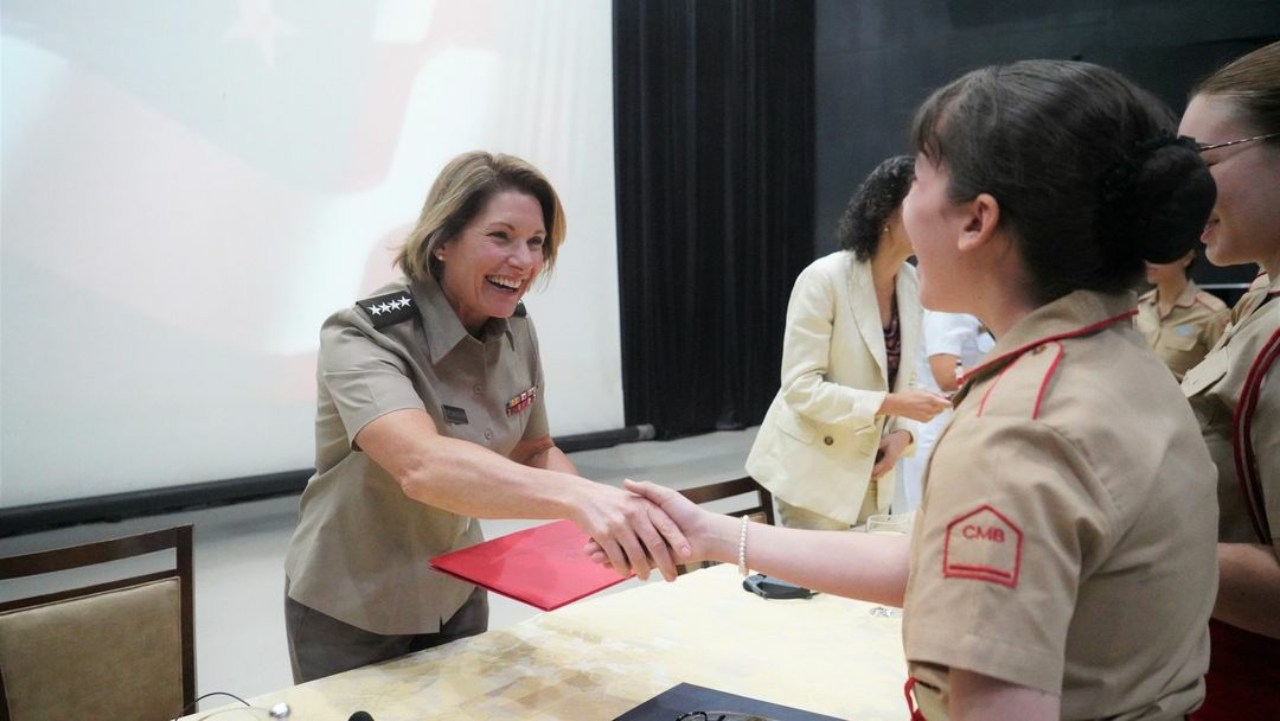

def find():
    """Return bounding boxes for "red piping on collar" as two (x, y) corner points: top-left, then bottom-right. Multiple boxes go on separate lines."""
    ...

(975, 340), (1065, 420)
(976, 364), (1008, 416)
(1033, 342), (1066, 420)
(959, 309), (1136, 386)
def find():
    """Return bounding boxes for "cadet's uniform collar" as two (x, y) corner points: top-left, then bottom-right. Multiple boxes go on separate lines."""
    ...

(414, 275), (514, 365)
(955, 291), (1135, 405)
(1137, 282), (1200, 311)
(1171, 281), (1201, 309)
(1261, 270), (1280, 299)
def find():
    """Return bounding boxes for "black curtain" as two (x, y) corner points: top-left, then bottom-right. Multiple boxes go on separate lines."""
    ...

(613, 0), (815, 438)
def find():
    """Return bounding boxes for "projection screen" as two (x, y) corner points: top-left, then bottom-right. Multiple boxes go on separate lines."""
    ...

(0, 0), (624, 508)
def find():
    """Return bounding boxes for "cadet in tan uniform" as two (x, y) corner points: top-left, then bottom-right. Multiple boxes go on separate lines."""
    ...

(604, 60), (1220, 720)
(904, 291), (1216, 720)
(1134, 250), (1228, 380)
(284, 151), (688, 683)
(1177, 40), (1280, 720)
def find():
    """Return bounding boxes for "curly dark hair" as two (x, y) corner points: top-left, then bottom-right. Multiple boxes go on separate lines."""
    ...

(836, 155), (915, 261)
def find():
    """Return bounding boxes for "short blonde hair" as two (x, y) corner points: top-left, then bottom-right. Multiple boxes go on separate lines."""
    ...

(395, 151), (567, 283)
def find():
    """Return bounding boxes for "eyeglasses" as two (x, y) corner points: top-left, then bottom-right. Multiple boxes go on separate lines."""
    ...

(676, 712), (780, 721)
(1194, 132), (1280, 153)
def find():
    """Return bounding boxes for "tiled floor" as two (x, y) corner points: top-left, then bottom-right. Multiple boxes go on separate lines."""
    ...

(0, 428), (759, 708)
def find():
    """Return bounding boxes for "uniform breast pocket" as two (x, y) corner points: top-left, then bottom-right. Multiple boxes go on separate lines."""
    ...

(1164, 327), (1200, 351)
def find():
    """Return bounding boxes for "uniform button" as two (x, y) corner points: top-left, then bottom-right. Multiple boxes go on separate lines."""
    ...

(823, 436), (834, 446)
(484, 429), (493, 441)
(473, 384), (483, 395)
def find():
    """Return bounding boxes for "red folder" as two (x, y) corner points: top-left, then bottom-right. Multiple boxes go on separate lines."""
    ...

(429, 519), (633, 611)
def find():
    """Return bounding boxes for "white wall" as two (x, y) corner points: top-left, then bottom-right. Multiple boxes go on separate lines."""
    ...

(0, 0), (623, 507)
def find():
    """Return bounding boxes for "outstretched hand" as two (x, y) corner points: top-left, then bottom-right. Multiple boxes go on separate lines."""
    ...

(571, 481), (693, 582)
(584, 480), (718, 579)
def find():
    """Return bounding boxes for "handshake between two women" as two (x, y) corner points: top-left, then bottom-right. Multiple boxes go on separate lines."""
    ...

(584, 480), (752, 582)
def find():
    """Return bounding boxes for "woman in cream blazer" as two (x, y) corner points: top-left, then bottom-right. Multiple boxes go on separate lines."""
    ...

(747, 156), (949, 528)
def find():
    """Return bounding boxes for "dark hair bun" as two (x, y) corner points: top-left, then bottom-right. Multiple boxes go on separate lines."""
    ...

(1099, 136), (1216, 265)
(1134, 141), (1216, 263)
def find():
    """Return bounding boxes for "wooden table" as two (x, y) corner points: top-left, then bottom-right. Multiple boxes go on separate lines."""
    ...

(186, 564), (909, 720)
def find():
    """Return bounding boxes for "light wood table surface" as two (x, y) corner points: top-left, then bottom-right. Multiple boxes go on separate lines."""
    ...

(185, 564), (908, 720)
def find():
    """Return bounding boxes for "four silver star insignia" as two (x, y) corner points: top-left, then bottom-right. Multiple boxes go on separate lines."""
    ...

(369, 295), (412, 315)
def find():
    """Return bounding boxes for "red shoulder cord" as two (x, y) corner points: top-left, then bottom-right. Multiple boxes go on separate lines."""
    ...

(904, 678), (927, 721)
(1232, 326), (1280, 545)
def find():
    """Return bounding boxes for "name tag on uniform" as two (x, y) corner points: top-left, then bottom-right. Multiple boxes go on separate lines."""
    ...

(1175, 324), (1195, 337)
(442, 405), (469, 425)
(506, 386), (537, 416)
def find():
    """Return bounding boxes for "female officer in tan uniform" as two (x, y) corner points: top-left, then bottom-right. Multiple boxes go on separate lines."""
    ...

(1177, 40), (1280, 720)
(603, 61), (1220, 720)
(284, 151), (687, 683)
(1134, 250), (1228, 381)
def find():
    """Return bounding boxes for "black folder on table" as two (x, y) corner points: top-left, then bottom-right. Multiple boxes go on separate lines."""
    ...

(614, 682), (842, 720)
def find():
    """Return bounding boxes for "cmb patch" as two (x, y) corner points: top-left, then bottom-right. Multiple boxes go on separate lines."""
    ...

(943, 505), (1023, 588)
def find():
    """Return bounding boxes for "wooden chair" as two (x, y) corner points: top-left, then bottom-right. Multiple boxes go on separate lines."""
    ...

(0, 525), (195, 721)
(676, 476), (775, 574)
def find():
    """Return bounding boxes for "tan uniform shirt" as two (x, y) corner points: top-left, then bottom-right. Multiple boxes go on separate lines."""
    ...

(903, 291), (1217, 720)
(285, 275), (550, 634)
(1135, 281), (1228, 381)
(1183, 272), (1280, 544)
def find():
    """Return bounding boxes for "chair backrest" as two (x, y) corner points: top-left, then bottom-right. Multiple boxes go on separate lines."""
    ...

(678, 476), (775, 525)
(676, 476), (775, 574)
(0, 525), (195, 721)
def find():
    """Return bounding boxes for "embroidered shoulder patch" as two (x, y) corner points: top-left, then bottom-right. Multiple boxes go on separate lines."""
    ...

(943, 505), (1023, 588)
(356, 291), (416, 328)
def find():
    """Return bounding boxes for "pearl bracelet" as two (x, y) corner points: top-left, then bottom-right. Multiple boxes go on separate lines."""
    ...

(737, 515), (750, 576)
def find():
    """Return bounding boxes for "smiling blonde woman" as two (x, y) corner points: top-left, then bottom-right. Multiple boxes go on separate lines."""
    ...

(283, 151), (688, 683)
